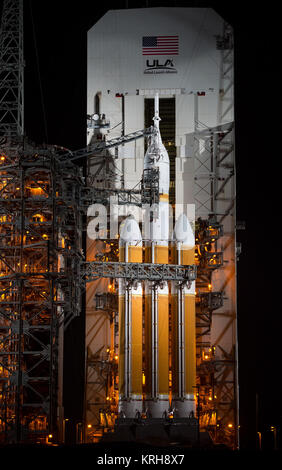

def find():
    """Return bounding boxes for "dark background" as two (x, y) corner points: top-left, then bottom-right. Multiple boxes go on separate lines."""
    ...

(1, 0), (280, 450)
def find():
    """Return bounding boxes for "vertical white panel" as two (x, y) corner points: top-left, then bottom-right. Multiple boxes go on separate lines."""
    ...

(175, 93), (194, 146)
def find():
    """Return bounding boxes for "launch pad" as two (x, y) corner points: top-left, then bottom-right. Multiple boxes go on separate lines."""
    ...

(103, 416), (205, 447)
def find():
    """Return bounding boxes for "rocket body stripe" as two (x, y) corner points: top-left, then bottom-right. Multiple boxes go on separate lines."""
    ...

(118, 217), (143, 417)
(131, 294), (143, 395)
(118, 295), (125, 396)
(184, 293), (196, 396)
(144, 245), (170, 415)
(172, 214), (196, 416)
(157, 293), (169, 395)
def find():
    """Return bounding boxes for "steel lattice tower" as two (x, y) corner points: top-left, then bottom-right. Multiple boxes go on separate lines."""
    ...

(0, 0), (24, 137)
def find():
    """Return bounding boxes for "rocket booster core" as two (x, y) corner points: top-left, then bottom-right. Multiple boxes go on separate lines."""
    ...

(143, 94), (170, 418)
(119, 216), (143, 418)
(172, 213), (196, 417)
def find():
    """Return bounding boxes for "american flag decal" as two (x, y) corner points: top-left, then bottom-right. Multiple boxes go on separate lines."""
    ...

(142, 36), (179, 55)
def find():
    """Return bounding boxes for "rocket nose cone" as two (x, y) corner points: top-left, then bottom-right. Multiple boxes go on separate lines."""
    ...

(174, 213), (195, 247)
(119, 215), (142, 242)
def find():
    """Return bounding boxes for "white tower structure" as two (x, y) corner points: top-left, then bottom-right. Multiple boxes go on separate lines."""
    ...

(85, 7), (238, 448)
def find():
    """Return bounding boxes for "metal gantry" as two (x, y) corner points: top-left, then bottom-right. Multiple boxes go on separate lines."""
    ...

(82, 261), (196, 283)
(216, 22), (234, 125)
(58, 127), (157, 164)
(193, 122), (234, 219)
(191, 22), (238, 449)
(83, 168), (159, 208)
(0, 0), (24, 137)
(0, 141), (84, 443)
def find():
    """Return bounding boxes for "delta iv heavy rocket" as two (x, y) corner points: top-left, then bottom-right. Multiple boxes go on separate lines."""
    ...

(118, 94), (196, 421)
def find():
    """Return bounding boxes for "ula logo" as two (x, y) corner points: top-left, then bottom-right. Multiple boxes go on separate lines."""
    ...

(144, 59), (177, 74)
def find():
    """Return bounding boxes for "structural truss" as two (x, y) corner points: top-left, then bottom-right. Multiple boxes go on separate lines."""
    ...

(0, 0), (24, 137)
(0, 138), (84, 443)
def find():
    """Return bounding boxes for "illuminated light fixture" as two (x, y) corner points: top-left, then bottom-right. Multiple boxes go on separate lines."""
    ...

(228, 423), (233, 428)
(208, 283), (212, 290)
(30, 187), (44, 195)
(87, 424), (92, 428)
(0, 156), (5, 161)
(208, 397), (212, 401)
(48, 434), (53, 438)
(106, 396), (110, 401)
(33, 213), (44, 222)
(114, 354), (118, 361)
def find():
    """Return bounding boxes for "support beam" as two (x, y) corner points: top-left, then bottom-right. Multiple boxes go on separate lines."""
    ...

(82, 261), (197, 283)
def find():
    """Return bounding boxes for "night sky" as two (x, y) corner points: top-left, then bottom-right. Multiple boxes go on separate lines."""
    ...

(1, 0), (280, 450)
